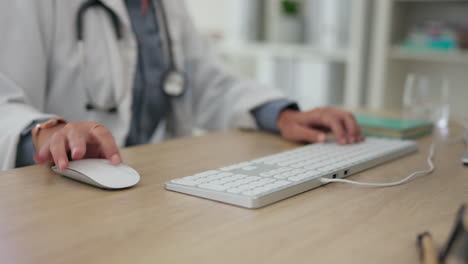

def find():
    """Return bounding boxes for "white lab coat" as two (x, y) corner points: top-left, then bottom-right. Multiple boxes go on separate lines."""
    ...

(0, 0), (286, 170)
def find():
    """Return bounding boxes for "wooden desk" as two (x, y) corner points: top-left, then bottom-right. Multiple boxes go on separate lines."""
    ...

(0, 128), (467, 264)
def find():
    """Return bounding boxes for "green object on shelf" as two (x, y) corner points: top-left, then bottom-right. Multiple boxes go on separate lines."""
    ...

(401, 42), (456, 51)
(356, 114), (431, 131)
(281, 0), (300, 16)
(355, 114), (433, 139)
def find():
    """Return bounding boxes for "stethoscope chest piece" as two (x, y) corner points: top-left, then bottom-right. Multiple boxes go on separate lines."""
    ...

(163, 71), (185, 97)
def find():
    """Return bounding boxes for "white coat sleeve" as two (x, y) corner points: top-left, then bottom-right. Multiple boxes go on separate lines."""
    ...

(0, 1), (57, 170)
(177, 2), (287, 132)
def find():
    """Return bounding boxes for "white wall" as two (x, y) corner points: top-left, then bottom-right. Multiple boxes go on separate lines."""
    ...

(185, 0), (227, 36)
(185, 0), (260, 79)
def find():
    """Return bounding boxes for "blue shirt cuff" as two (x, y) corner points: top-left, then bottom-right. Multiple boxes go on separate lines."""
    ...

(15, 119), (49, 168)
(251, 99), (299, 134)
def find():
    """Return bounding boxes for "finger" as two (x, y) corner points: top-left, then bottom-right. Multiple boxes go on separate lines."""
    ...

(327, 117), (347, 144)
(90, 125), (121, 164)
(35, 141), (53, 164)
(49, 132), (69, 170)
(67, 130), (87, 160)
(284, 124), (327, 143)
(342, 112), (360, 143)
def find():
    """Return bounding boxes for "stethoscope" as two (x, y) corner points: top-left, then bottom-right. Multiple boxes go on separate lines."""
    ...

(76, 0), (186, 113)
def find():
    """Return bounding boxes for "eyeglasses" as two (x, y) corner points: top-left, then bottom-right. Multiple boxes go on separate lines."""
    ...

(418, 204), (468, 264)
(439, 204), (468, 264)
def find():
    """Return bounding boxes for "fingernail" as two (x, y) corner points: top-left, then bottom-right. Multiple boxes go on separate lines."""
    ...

(33, 153), (41, 163)
(59, 159), (67, 170)
(71, 148), (77, 159)
(111, 154), (121, 165)
(318, 134), (326, 142)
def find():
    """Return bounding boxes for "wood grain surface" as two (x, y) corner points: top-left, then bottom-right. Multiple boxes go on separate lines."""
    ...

(0, 127), (467, 264)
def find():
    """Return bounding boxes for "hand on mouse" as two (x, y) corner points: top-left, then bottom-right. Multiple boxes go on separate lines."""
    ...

(277, 107), (364, 144)
(33, 121), (122, 170)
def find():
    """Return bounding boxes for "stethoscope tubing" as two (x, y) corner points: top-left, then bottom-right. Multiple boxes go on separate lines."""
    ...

(77, 0), (184, 113)
(76, 0), (123, 41)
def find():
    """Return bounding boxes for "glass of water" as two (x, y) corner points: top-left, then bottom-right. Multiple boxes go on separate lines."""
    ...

(403, 73), (450, 128)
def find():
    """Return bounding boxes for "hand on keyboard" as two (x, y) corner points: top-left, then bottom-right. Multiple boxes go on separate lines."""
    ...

(277, 107), (364, 145)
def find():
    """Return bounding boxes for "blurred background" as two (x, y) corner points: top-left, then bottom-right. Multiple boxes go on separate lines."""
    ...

(186, 0), (468, 123)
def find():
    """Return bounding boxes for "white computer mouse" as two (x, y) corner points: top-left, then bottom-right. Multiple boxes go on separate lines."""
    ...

(52, 159), (140, 189)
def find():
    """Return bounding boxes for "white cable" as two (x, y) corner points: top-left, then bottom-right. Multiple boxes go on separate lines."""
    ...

(320, 143), (436, 187)
(320, 120), (467, 188)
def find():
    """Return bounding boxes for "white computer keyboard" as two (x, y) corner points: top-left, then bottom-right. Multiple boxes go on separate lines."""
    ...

(165, 137), (417, 208)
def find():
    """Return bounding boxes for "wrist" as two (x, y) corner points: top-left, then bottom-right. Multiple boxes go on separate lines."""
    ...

(277, 109), (298, 131)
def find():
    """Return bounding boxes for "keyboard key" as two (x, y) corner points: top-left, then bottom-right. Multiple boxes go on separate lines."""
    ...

(236, 176), (259, 184)
(251, 159), (267, 164)
(273, 173), (288, 179)
(218, 178), (234, 184)
(263, 183), (280, 189)
(291, 162), (305, 168)
(209, 180), (223, 185)
(292, 169), (306, 174)
(237, 162), (253, 168)
(227, 188), (242, 194)
(254, 186), (273, 193)
(218, 172), (234, 177)
(268, 169), (282, 175)
(268, 180), (291, 188)
(316, 166), (332, 172)
(171, 179), (198, 186)
(244, 182), (264, 189)
(193, 170), (219, 177)
(259, 178), (275, 184)
(224, 182), (241, 188)
(196, 178), (211, 184)
(206, 174), (224, 181)
(236, 185), (253, 191)
(183, 176), (198, 181)
(303, 163), (320, 169)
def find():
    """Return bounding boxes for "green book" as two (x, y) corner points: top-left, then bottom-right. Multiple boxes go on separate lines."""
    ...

(355, 114), (433, 139)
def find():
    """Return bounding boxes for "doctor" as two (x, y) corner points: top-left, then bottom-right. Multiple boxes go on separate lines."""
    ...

(0, 0), (362, 171)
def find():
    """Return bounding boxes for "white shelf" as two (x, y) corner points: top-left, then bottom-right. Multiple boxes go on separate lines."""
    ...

(215, 0), (370, 109)
(219, 42), (348, 63)
(369, 0), (468, 117)
(390, 46), (468, 64)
